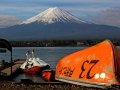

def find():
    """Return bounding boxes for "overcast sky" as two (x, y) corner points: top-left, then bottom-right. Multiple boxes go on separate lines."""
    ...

(0, 0), (120, 27)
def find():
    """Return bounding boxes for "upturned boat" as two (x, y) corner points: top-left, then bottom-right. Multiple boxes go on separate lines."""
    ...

(55, 40), (120, 88)
(20, 50), (50, 75)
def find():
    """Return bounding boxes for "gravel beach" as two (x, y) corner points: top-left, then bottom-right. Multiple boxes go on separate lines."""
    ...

(0, 81), (101, 90)
(0, 81), (117, 90)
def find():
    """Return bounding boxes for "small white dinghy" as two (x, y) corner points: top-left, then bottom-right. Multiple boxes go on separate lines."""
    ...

(20, 50), (50, 75)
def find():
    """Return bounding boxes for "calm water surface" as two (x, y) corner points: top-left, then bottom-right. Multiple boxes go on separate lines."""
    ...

(0, 47), (87, 82)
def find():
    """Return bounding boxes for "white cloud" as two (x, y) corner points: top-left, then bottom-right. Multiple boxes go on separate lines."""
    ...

(0, 15), (22, 28)
(0, 0), (120, 21)
(47, 0), (120, 3)
(90, 8), (120, 27)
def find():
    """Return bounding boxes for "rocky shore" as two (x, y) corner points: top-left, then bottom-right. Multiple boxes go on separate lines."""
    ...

(0, 81), (116, 90)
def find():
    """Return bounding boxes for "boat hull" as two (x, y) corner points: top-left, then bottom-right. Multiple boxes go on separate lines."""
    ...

(42, 70), (55, 81)
(23, 66), (41, 75)
(55, 40), (120, 88)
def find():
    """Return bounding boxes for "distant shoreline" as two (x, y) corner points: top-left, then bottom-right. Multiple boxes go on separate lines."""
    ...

(9, 40), (120, 47)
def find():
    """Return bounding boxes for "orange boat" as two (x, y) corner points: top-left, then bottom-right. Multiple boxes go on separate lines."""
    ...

(55, 40), (120, 88)
(42, 69), (55, 81)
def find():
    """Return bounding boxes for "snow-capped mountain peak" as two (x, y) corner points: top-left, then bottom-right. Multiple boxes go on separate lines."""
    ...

(21, 7), (87, 24)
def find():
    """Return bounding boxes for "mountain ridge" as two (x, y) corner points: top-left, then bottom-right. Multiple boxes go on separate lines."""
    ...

(0, 7), (120, 40)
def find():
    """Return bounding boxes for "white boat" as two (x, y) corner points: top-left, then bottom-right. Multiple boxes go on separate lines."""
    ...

(20, 50), (50, 75)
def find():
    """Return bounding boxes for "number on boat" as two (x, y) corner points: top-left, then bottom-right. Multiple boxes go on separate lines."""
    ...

(79, 60), (99, 79)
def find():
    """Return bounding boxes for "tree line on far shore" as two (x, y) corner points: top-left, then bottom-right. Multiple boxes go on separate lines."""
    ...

(9, 40), (120, 47)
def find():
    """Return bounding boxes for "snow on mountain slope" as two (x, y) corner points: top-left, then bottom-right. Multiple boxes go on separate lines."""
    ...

(21, 7), (87, 24)
(1, 7), (120, 41)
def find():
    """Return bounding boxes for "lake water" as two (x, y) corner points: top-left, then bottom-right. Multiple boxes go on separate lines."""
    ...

(0, 47), (87, 82)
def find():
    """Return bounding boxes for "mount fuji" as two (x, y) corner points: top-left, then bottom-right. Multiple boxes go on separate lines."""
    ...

(0, 7), (120, 40)
(21, 7), (87, 24)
